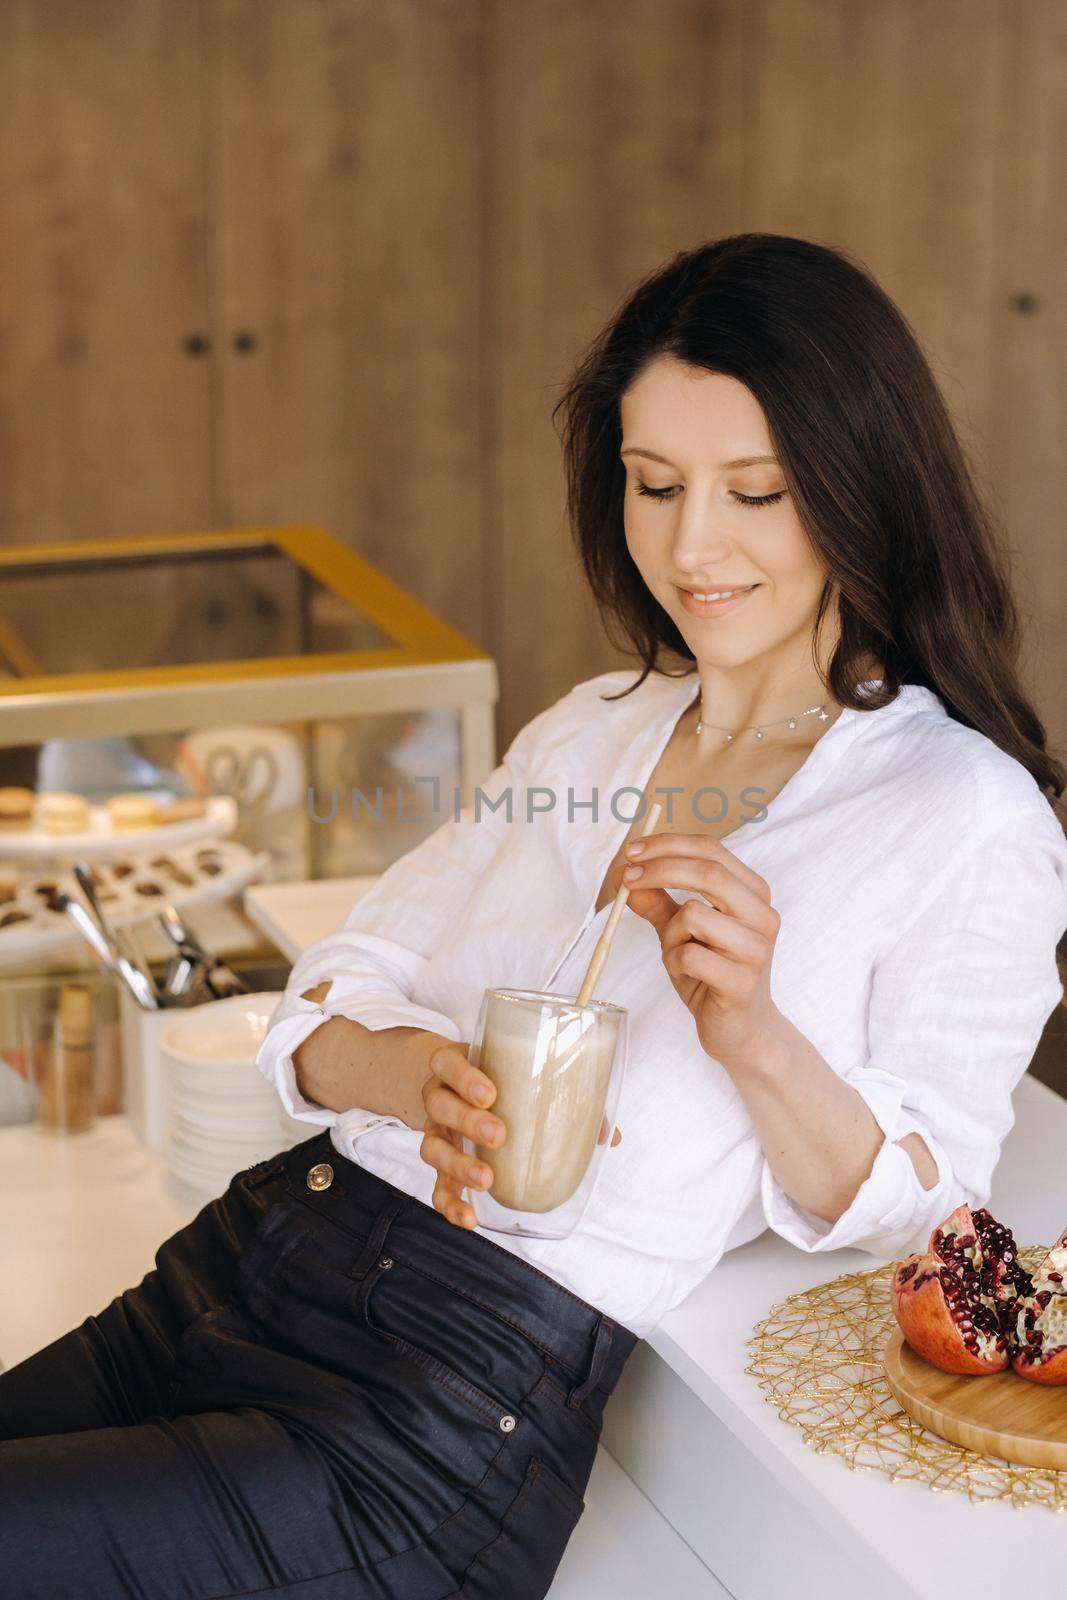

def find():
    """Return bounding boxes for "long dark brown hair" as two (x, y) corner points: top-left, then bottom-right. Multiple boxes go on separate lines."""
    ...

(552, 233), (1064, 804)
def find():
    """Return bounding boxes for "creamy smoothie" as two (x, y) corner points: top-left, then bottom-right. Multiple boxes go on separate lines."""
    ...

(472, 995), (621, 1213)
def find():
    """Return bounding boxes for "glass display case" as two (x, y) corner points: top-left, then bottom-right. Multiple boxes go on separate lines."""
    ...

(0, 525), (498, 884)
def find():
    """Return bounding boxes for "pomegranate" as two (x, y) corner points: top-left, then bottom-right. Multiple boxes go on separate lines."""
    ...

(1011, 1227), (1067, 1386)
(892, 1202), (1067, 1385)
(891, 1203), (1016, 1375)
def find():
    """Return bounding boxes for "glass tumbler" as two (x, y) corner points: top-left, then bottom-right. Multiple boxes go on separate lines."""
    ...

(461, 987), (627, 1240)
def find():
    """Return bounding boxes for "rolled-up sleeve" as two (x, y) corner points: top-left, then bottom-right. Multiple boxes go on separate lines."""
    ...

(255, 695), (562, 1129)
(762, 809), (1067, 1259)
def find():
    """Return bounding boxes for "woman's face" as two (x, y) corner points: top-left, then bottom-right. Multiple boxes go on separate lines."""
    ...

(620, 356), (834, 670)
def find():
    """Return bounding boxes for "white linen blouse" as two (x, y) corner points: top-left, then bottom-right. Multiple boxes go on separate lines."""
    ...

(256, 669), (1067, 1338)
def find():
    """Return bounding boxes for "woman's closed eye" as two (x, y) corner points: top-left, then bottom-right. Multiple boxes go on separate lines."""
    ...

(635, 482), (787, 508)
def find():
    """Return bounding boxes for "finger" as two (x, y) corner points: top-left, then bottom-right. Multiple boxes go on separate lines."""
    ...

(423, 1080), (508, 1148)
(596, 1115), (623, 1147)
(659, 899), (772, 966)
(622, 883), (687, 938)
(625, 833), (773, 903)
(663, 938), (758, 999)
(420, 1126), (494, 1191)
(432, 1173), (477, 1230)
(450, 1200), (478, 1228)
(425, 1124), (479, 1229)
(431, 1164), (462, 1212)
(427, 1042), (497, 1110)
(625, 856), (778, 936)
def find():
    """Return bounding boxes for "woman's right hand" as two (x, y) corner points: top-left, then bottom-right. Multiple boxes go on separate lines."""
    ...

(419, 1042), (506, 1230)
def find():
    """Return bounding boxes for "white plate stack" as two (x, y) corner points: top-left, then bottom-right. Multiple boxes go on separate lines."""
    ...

(160, 992), (296, 1198)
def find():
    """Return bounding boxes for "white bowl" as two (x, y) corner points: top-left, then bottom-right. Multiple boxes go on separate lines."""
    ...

(160, 992), (290, 1191)
(160, 992), (281, 1070)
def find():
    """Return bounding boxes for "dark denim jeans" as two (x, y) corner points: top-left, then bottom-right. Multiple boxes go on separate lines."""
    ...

(0, 1130), (638, 1599)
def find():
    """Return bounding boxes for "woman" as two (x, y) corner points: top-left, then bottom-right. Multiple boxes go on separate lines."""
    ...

(4, 233), (1066, 1598)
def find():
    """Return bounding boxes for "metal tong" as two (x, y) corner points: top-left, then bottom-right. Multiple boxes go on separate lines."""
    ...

(156, 903), (248, 1003)
(60, 861), (248, 1010)
(57, 888), (160, 1011)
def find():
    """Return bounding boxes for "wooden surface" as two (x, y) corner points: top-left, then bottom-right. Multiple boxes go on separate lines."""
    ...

(883, 1327), (1067, 1470)
(487, 0), (749, 740)
(1, 2), (1067, 763)
(752, 0), (1003, 464)
(211, 0), (485, 644)
(994, 0), (1067, 756)
(0, 0), (214, 542)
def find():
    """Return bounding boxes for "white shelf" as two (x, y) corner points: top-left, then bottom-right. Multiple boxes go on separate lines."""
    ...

(0, 839), (270, 969)
(0, 794), (237, 862)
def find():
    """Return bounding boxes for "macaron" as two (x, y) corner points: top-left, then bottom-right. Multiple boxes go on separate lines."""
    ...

(0, 787), (35, 831)
(35, 791), (90, 835)
(107, 793), (160, 831)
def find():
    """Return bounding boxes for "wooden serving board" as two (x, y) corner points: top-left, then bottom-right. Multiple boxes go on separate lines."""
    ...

(884, 1329), (1067, 1469)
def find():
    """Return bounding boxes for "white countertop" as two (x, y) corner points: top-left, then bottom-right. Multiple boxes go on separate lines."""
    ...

(245, 876), (377, 964)
(240, 874), (1067, 1596)
(641, 1071), (1067, 1595)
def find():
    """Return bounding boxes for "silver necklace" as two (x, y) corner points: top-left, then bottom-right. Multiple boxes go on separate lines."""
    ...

(695, 696), (831, 743)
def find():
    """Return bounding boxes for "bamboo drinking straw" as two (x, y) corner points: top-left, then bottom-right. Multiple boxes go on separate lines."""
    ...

(575, 801), (663, 1006)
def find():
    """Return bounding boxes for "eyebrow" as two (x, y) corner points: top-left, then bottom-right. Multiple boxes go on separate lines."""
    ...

(620, 448), (779, 470)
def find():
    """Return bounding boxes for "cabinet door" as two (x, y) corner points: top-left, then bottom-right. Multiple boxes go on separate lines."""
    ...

(0, 0), (214, 542)
(212, 0), (483, 643)
(752, 0), (1002, 479)
(754, 0), (1065, 758)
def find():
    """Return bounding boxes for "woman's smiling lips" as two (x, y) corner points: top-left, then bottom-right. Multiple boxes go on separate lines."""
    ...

(676, 583), (760, 618)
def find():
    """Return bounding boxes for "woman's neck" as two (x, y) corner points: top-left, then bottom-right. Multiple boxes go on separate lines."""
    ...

(685, 651), (883, 750)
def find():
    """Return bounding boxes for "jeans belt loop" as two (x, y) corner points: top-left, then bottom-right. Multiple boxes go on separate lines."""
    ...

(348, 1196), (406, 1281)
(245, 1151), (290, 1191)
(567, 1314), (614, 1408)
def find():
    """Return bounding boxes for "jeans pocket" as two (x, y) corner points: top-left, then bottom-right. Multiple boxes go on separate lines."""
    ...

(455, 1454), (585, 1600)
(354, 1254), (532, 1430)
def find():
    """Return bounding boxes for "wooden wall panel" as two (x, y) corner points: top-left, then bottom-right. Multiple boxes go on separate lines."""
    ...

(488, 0), (748, 744)
(749, 0), (1004, 475)
(993, 0), (1067, 760)
(751, 0), (1065, 763)
(0, 0), (214, 541)
(212, 0), (485, 643)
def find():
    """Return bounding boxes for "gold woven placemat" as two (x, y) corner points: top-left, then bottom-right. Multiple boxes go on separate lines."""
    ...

(745, 1247), (1067, 1512)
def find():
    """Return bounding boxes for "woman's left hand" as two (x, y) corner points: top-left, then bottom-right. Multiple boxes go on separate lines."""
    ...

(620, 833), (784, 1072)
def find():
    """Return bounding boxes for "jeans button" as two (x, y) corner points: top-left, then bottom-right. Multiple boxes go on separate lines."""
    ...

(306, 1162), (334, 1192)
(379, 1256), (393, 1270)
(499, 1414), (517, 1432)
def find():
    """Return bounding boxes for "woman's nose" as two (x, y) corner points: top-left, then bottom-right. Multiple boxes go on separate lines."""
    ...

(672, 515), (733, 575)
